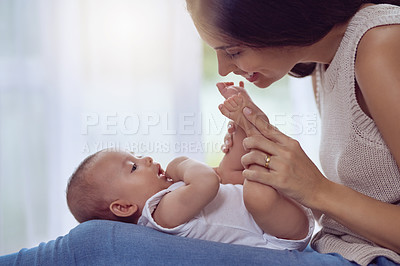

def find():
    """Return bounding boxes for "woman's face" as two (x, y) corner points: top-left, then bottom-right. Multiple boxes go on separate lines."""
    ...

(198, 27), (305, 88)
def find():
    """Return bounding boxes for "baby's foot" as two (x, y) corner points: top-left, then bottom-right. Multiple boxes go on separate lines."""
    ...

(217, 82), (237, 99)
(219, 94), (261, 136)
(217, 82), (269, 124)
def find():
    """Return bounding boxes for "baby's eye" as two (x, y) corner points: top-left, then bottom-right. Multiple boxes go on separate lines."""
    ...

(131, 163), (137, 173)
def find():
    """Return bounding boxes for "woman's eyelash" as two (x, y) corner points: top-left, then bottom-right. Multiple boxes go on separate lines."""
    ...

(131, 163), (137, 173)
(227, 51), (241, 58)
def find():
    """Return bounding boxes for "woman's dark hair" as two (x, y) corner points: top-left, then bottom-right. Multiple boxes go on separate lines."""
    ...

(189, 0), (400, 77)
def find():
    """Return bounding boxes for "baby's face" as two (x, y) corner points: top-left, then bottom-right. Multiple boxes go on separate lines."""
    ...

(90, 150), (173, 209)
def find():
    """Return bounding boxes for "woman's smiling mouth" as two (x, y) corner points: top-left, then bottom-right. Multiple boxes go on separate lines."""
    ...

(244, 72), (259, 82)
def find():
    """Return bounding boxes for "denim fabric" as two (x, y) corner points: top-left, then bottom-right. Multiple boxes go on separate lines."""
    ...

(0, 220), (397, 266)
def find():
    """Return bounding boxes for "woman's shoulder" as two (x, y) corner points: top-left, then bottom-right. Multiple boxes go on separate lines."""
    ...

(358, 24), (400, 55)
(354, 23), (400, 164)
(356, 24), (400, 76)
(346, 4), (400, 53)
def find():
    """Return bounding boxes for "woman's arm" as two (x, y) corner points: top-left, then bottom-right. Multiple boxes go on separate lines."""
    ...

(153, 157), (220, 228)
(241, 110), (400, 253)
(241, 25), (400, 252)
(321, 24), (400, 252)
(310, 71), (323, 222)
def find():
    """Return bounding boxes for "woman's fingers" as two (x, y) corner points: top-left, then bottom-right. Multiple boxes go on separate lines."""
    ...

(227, 121), (236, 134)
(241, 150), (264, 169)
(242, 135), (279, 154)
(243, 164), (274, 185)
(241, 149), (274, 170)
(221, 133), (232, 153)
(243, 107), (289, 144)
(221, 121), (236, 153)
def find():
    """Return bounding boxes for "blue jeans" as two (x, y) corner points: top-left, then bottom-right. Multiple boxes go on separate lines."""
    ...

(0, 220), (397, 265)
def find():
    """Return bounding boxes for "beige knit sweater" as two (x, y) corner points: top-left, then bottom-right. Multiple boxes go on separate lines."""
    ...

(311, 4), (400, 266)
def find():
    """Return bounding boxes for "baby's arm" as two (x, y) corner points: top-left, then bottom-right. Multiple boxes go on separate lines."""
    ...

(152, 156), (220, 228)
(219, 95), (309, 240)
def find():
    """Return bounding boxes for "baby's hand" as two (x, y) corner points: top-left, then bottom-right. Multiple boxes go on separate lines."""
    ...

(165, 156), (189, 182)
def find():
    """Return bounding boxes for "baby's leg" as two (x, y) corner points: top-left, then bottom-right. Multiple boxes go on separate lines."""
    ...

(220, 96), (308, 240)
(218, 94), (261, 137)
(243, 179), (283, 236)
(243, 178), (309, 240)
(219, 96), (281, 233)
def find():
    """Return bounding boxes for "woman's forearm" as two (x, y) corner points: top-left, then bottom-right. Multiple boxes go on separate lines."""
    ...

(313, 179), (400, 253)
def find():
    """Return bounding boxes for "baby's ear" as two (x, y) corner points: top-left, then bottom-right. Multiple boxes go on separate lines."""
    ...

(109, 200), (138, 217)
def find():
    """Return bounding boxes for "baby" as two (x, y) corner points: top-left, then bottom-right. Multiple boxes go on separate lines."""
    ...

(66, 83), (314, 250)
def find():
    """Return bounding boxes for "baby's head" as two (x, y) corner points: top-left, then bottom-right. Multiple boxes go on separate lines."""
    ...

(66, 149), (173, 224)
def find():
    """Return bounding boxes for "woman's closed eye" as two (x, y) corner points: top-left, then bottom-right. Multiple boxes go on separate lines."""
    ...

(226, 51), (241, 58)
(225, 48), (242, 59)
(131, 163), (137, 173)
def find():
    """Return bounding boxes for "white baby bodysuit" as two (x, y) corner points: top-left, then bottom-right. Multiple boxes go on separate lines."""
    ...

(138, 182), (314, 250)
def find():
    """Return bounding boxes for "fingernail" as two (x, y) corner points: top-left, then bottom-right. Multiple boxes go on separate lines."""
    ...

(243, 107), (252, 115)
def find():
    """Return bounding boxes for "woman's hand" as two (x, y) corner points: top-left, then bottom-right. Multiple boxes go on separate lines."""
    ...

(240, 107), (328, 207)
(221, 121), (236, 153)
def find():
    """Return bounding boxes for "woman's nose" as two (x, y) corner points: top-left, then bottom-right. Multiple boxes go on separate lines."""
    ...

(217, 52), (236, 76)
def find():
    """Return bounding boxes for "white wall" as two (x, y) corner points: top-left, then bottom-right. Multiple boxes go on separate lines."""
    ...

(0, 0), (202, 254)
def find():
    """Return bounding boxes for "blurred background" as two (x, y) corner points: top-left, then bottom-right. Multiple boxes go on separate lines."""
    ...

(0, 0), (320, 255)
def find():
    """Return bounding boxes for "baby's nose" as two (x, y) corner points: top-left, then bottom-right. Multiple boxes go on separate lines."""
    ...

(144, 156), (153, 165)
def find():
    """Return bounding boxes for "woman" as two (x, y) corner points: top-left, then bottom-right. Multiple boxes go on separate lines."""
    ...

(186, 0), (400, 265)
(1, 1), (399, 265)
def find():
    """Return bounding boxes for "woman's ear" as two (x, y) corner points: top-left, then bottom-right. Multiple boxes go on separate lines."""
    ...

(109, 200), (138, 217)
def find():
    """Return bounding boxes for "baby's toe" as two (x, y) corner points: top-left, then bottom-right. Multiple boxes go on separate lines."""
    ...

(219, 104), (233, 119)
(232, 94), (244, 106)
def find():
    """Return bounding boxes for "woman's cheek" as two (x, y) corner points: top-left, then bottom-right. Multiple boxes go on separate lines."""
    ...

(236, 58), (257, 73)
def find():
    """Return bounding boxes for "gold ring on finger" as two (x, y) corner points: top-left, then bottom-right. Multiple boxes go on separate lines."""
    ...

(265, 154), (271, 169)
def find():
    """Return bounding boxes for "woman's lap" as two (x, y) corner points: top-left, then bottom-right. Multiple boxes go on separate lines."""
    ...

(0, 220), (397, 265)
(65, 220), (350, 265)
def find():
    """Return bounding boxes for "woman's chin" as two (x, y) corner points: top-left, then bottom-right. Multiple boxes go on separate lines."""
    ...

(252, 74), (283, 88)
(253, 79), (273, 89)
